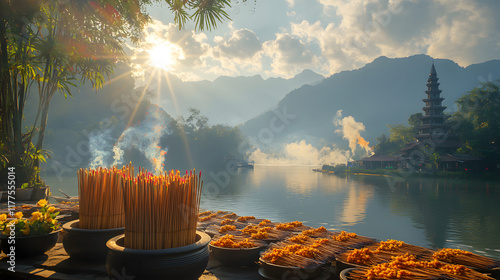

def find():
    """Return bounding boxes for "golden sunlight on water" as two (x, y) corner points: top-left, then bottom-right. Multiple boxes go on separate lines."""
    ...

(340, 185), (374, 226)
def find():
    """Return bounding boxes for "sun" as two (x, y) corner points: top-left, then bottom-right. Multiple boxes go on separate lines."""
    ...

(147, 41), (184, 71)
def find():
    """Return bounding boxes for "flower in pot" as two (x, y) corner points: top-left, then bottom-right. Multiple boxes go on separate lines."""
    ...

(0, 199), (61, 258)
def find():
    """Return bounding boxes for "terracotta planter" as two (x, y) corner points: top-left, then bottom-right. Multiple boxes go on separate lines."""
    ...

(14, 188), (33, 201)
(0, 229), (60, 258)
(106, 231), (210, 280)
(62, 219), (124, 262)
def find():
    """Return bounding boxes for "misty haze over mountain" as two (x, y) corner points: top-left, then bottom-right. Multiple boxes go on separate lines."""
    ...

(241, 55), (500, 155)
(148, 69), (325, 126)
(29, 54), (500, 172)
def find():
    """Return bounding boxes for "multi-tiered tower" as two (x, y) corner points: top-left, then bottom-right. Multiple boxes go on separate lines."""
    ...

(416, 63), (449, 142)
(413, 63), (460, 153)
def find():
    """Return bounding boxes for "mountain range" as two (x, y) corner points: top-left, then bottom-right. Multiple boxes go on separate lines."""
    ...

(28, 54), (500, 171)
(153, 69), (325, 125)
(240, 54), (500, 152)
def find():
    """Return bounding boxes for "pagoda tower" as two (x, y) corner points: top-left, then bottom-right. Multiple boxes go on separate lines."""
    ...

(416, 63), (451, 143)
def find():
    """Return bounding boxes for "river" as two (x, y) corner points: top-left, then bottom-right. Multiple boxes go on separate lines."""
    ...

(42, 165), (500, 260)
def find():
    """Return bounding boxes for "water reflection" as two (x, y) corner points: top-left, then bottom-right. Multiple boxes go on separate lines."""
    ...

(368, 176), (500, 257)
(340, 185), (374, 226)
(43, 166), (500, 259)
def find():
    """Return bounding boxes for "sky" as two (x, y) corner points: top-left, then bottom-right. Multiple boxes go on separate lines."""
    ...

(137, 0), (500, 82)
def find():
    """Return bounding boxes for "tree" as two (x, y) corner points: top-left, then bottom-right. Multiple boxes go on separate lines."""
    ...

(0, 0), (241, 188)
(162, 108), (247, 170)
(373, 113), (423, 155)
(453, 81), (500, 166)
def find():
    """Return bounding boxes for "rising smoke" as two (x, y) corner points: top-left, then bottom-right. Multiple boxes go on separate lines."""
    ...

(247, 110), (373, 166)
(111, 106), (169, 173)
(88, 128), (114, 169)
(334, 110), (373, 155)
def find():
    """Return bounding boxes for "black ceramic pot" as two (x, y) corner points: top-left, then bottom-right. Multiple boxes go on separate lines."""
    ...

(106, 231), (210, 280)
(209, 244), (266, 266)
(259, 258), (325, 280)
(335, 258), (367, 276)
(62, 219), (124, 262)
(31, 186), (49, 201)
(339, 268), (357, 280)
(0, 229), (60, 258)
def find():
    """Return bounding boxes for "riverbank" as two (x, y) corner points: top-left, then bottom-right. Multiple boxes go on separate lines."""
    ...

(314, 166), (500, 179)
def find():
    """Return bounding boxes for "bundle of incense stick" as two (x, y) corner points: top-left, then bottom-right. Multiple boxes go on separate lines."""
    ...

(433, 248), (500, 271)
(260, 242), (325, 269)
(123, 170), (203, 250)
(77, 163), (133, 229)
(338, 241), (436, 266)
(345, 255), (495, 280)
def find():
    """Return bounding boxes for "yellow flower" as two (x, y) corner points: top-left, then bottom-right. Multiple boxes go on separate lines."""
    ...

(14, 212), (23, 219)
(48, 206), (57, 213)
(0, 214), (6, 221)
(36, 199), (48, 208)
(46, 217), (53, 224)
(30, 211), (42, 221)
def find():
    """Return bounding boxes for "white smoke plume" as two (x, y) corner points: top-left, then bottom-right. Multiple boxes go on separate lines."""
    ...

(112, 106), (169, 173)
(248, 140), (351, 166)
(88, 128), (114, 169)
(334, 110), (373, 155)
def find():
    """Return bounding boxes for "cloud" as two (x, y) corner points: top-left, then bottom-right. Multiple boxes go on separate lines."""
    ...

(214, 29), (262, 60)
(263, 33), (318, 77)
(292, 0), (500, 75)
(142, 1), (500, 81)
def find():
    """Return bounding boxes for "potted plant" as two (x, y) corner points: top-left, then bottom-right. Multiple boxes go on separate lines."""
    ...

(0, 199), (61, 258)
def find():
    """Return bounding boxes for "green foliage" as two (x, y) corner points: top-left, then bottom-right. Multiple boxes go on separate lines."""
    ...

(430, 152), (440, 171)
(162, 108), (247, 170)
(1, 0), (239, 186)
(374, 113), (422, 155)
(452, 81), (500, 161)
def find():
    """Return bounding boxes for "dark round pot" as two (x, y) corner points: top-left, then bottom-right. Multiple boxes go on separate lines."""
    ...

(31, 186), (49, 201)
(0, 229), (60, 258)
(14, 188), (33, 201)
(62, 219), (124, 262)
(106, 231), (210, 280)
(339, 268), (357, 280)
(209, 244), (266, 266)
(259, 258), (324, 280)
(335, 258), (367, 275)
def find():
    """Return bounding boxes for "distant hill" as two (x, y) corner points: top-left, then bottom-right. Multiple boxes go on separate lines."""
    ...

(240, 55), (500, 151)
(155, 69), (325, 125)
(29, 65), (322, 173)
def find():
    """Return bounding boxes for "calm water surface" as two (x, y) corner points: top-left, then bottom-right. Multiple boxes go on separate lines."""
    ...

(44, 165), (500, 259)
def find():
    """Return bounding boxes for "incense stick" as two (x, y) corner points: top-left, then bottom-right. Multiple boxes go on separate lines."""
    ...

(77, 163), (132, 229)
(123, 170), (203, 250)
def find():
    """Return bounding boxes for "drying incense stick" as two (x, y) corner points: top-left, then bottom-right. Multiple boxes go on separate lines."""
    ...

(77, 163), (133, 229)
(123, 170), (203, 250)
